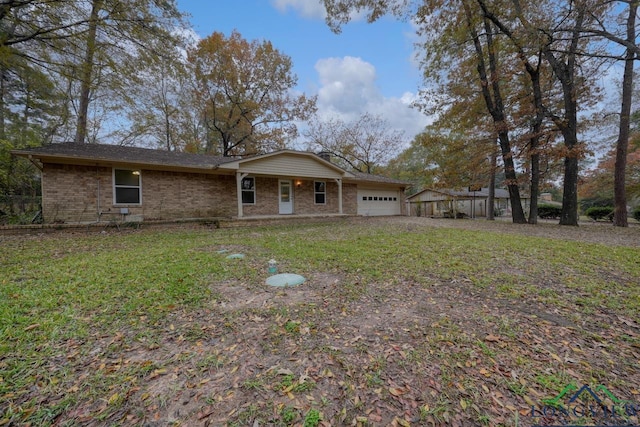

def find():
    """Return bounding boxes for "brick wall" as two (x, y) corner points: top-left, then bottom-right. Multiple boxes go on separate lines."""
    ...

(141, 170), (236, 220)
(41, 164), (236, 223)
(343, 183), (358, 215)
(42, 164), (105, 223)
(242, 176), (279, 216)
(241, 178), (354, 216)
(41, 163), (363, 223)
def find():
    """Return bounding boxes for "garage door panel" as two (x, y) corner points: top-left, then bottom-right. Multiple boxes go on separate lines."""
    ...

(357, 189), (402, 216)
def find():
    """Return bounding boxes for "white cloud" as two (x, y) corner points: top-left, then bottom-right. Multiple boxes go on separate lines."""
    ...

(313, 56), (430, 142)
(270, 0), (327, 19)
(270, 0), (367, 22)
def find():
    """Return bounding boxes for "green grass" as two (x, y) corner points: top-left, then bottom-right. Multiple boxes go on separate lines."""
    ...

(1, 219), (639, 425)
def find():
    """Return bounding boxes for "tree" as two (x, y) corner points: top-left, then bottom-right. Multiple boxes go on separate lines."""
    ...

(506, 0), (604, 225)
(0, 56), (58, 210)
(0, 1), (89, 57)
(65, 0), (186, 144)
(304, 113), (404, 173)
(323, 0), (533, 223)
(577, 1), (638, 227)
(124, 38), (197, 150)
(462, 2), (527, 223)
(391, 129), (497, 190)
(476, 0), (550, 224)
(579, 142), (640, 209)
(384, 136), (440, 191)
(324, 0), (603, 226)
(612, 1), (637, 227)
(1, 0), (187, 144)
(414, 0), (531, 223)
(188, 30), (316, 156)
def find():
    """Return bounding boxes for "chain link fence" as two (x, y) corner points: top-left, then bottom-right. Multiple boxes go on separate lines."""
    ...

(0, 195), (42, 224)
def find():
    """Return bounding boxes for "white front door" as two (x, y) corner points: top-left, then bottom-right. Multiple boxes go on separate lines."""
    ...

(279, 180), (293, 214)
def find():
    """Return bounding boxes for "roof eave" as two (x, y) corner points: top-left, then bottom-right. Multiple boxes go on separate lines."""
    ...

(11, 150), (223, 173)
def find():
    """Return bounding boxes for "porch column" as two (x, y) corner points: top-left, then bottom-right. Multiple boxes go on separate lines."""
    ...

(334, 178), (343, 214)
(236, 172), (248, 218)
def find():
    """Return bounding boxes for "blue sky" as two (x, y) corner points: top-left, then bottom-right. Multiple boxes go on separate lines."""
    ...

(175, 0), (430, 144)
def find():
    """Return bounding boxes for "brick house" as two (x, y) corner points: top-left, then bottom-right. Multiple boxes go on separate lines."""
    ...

(12, 143), (408, 224)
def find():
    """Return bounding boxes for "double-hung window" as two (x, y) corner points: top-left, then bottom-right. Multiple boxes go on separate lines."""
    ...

(314, 181), (326, 204)
(242, 177), (255, 204)
(114, 169), (141, 204)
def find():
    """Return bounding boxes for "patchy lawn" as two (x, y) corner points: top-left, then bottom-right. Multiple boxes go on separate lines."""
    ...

(1, 217), (639, 427)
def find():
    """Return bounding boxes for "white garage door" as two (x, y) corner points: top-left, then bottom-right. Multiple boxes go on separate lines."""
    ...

(357, 189), (402, 216)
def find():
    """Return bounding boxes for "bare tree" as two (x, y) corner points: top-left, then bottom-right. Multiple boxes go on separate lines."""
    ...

(304, 113), (405, 173)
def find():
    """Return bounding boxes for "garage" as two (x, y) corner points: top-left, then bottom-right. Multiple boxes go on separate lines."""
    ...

(357, 187), (404, 216)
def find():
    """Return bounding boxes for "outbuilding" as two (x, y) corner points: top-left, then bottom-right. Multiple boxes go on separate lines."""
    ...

(406, 187), (514, 218)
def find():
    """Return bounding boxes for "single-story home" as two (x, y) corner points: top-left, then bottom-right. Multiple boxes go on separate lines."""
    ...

(12, 143), (408, 224)
(406, 187), (517, 218)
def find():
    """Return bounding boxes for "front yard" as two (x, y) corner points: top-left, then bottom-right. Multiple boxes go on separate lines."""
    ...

(1, 217), (639, 426)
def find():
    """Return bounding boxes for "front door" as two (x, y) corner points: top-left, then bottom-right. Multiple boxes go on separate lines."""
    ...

(279, 180), (293, 214)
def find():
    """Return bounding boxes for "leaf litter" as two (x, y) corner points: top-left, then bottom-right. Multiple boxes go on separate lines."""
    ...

(1, 217), (639, 426)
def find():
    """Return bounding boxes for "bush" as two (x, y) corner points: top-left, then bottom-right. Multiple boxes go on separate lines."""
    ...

(585, 206), (614, 221)
(633, 206), (640, 222)
(579, 196), (614, 212)
(538, 204), (562, 219)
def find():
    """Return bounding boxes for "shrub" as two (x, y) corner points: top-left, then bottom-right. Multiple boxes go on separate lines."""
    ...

(585, 206), (614, 221)
(633, 206), (640, 222)
(538, 204), (562, 219)
(579, 196), (614, 212)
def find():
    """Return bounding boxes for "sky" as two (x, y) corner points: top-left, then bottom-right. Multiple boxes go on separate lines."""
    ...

(175, 0), (431, 147)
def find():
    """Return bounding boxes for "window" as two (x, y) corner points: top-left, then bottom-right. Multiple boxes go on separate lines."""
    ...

(241, 177), (255, 204)
(114, 169), (141, 204)
(314, 181), (326, 204)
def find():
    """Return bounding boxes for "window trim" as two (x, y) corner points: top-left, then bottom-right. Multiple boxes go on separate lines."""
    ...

(113, 168), (142, 205)
(241, 176), (256, 205)
(314, 180), (326, 205)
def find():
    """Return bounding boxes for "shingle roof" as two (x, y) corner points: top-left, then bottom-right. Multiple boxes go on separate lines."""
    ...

(12, 143), (230, 170)
(407, 187), (513, 200)
(350, 171), (410, 186)
(12, 143), (410, 187)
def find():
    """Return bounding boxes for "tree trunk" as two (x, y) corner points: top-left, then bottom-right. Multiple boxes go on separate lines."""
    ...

(527, 63), (543, 225)
(613, 1), (636, 228)
(541, 7), (584, 226)
(487, 147), (496, 220)
(478, 14), (526, 223)
(476, 0), (544, 224)
(0, 65), (5, 141)
(74, 0), (102, 144)
(529, 149), (540, 224)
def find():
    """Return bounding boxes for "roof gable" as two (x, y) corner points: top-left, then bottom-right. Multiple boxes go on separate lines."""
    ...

(218, 150), (354, 179)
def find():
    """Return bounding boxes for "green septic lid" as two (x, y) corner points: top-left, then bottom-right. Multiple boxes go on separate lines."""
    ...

(265, 273), (306, 287)
(226, 253), (245, 259)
